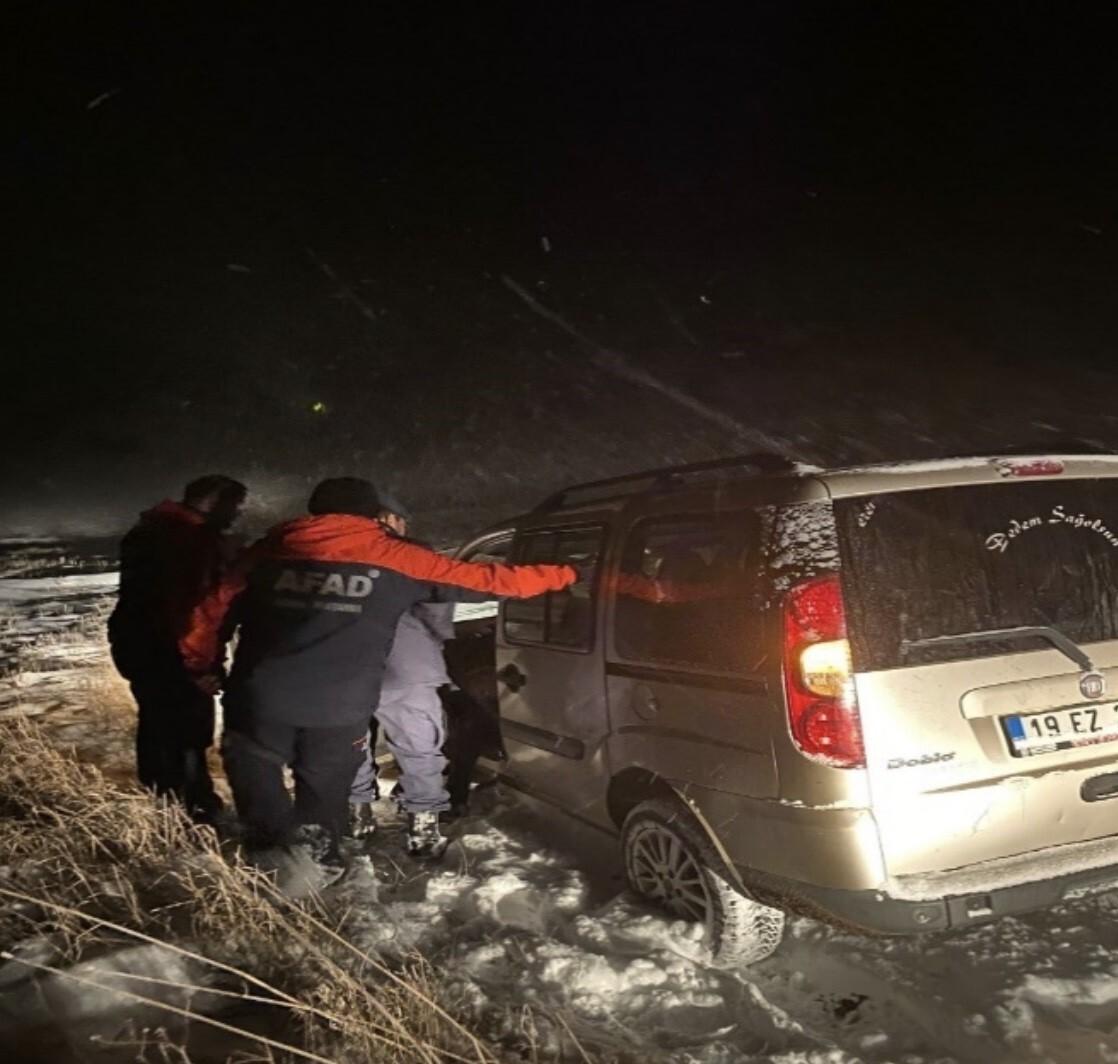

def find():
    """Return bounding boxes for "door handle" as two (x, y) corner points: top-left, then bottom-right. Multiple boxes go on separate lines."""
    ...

(497, 663), (528, 692)
(633, 683), (660, 720)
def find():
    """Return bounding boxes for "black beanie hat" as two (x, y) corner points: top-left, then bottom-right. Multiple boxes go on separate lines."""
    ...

(307, 477), (381, 518)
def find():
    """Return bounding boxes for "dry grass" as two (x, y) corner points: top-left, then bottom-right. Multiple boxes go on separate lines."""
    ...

(2, 609), (140, 786)
(0, 718), (500, 1063)
(0, 594), (605, 1062)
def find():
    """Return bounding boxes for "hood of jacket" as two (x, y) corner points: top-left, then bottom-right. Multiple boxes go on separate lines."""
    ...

(261, 513), (387, 560)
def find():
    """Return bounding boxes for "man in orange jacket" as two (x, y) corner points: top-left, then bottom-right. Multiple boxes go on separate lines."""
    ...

(179, 477), (575, 862)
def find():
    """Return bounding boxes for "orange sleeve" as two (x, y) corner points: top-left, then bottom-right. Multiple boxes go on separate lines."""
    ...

(612, 571), (666, 603)
(610, 571), (726, 604)
(178, 561), (251, 674)
(374, 536), (577, 597)
(267, 517), (576, 594)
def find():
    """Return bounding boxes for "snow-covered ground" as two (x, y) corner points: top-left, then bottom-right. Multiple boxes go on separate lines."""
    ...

(0, 571), (118, 706)
(4, 541), (1118, 1062)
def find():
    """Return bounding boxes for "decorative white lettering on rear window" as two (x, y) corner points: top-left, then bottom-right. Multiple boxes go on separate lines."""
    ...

(985, 507), (1118, 553)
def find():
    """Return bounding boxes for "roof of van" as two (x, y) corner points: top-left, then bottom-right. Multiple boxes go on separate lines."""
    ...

(537, 453), (1118, 511)
(820, 454), (1118, 498)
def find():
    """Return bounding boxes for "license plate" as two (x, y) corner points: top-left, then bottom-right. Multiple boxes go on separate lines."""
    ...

(1003, 703), (1118, 757)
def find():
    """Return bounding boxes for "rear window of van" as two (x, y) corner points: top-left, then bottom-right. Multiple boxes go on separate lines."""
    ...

(835, 480), (1118, 671)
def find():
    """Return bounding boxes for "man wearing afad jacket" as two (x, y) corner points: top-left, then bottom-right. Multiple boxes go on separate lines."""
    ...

(179, 477), (575, 862)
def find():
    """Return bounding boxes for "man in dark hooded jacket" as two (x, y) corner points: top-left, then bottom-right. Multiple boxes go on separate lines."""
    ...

(178, 476), (575, 862)
(108, 474), (247, 820)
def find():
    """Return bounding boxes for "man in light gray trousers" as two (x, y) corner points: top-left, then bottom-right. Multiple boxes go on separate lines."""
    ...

(349, 502), (456, 859)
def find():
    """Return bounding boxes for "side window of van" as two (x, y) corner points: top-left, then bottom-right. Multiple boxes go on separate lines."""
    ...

(503, 527), (603, 650)
(613, 514), (761, 672)
(453, 534), (513, 625)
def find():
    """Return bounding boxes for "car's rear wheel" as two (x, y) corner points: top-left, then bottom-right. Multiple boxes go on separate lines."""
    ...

(621, 797), (785, 967)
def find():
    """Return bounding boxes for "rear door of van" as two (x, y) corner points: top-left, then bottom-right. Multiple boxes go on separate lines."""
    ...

(835, 469), (1118, 880)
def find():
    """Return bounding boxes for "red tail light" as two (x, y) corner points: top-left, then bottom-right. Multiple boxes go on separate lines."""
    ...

(782, 574), (865, 768)
(994, 458), (1065, 478)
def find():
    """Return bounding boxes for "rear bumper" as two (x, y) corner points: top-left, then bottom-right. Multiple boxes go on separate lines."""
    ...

(746, 855), (1118, 935)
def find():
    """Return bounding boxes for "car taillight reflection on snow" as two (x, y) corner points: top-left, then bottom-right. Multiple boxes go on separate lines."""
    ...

(782, 574), (865, 768)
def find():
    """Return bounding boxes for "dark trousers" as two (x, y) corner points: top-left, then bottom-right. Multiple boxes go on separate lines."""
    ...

(128, 671), (221, 821)
(222, 719), (366, 847)
(442, 685), (505, 810)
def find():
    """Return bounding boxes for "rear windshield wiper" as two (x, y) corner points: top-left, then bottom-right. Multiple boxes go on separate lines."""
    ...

(903, 625), (1096, 672)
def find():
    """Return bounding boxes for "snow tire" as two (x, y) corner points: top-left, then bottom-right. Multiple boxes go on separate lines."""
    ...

(621, 797), (785, 968)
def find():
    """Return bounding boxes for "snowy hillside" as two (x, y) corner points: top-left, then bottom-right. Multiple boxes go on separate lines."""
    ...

(3, 541), (1118, 1062)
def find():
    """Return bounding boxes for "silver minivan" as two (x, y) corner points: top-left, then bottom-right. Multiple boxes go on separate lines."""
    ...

(449, 454), (1118, 964)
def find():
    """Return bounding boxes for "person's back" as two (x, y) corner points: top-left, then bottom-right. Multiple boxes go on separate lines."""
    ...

(108, 475), (247, 822)
(110, 500), (225, 677)
(382, 602), (455, 691)
(216, 520), (461, 728)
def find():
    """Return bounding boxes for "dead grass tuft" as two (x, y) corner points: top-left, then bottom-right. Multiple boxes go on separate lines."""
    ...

(0, 718), (499, 1063)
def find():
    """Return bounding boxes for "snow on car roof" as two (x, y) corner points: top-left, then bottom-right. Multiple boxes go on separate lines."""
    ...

(828, 454), (1118, 475)
(818, 455), (1118, 498)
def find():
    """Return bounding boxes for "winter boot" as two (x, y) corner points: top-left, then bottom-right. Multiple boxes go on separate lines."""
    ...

(443, 799), (469, 822)
(406, 811), (448, 860)
(349, 802), (377, 840)
(287, 824), (346, 885)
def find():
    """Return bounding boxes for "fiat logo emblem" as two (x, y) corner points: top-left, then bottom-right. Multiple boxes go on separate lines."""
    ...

(1080, 671), (1106, 700)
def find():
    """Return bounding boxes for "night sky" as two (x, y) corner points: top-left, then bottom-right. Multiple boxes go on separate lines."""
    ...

(6, 4), (1118, 534)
